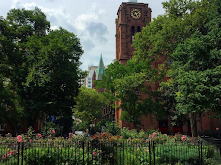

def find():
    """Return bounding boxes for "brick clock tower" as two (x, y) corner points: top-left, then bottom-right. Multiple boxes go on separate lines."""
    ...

(115, 1), (153, 129)
(115, 1), (151, 65)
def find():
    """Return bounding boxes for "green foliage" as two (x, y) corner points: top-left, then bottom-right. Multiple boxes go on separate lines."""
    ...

(0, 8), (85, 132)
(0, 130), (220, 165)
(120, 128), (148, 139)
(96, 59), (165, 128)
(102, 120), (121, 135)
(131, 0), (221, 136)
(75, 120), (89, 131)
(23, 147), (102, 165)
(74, 86), (108, 125)
(41, 121), (59, 137)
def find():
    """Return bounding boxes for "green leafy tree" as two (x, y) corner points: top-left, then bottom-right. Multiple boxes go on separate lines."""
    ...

(0, 8), (85, 133)
(23, 27), (84, 133)
(0, 7), (50, 132)
(167, 0), (221, 136)
(133, 0), (221, 136)
(96, 58), (165, 129)
(73, 87), (107, 128)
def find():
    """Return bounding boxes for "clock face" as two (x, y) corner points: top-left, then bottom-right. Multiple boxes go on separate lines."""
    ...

(131, 9), (141, 19)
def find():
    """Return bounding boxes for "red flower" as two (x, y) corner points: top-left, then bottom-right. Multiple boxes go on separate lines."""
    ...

(51, 130), (55, 134)
(7, 151), (12, 156)
(38, 134), (42, 138)
(2, 154), (6, 160)
(93, 152), (96, 155)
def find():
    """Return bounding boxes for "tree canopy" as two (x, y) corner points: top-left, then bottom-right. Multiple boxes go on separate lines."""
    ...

(0, 8), (85, 133)
(96, 57), (165, 128)
(73, 86), (107, 126)
(132, 0), (221, 136)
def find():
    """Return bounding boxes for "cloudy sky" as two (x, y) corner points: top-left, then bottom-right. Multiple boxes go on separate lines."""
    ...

(0, 0), (168, 70)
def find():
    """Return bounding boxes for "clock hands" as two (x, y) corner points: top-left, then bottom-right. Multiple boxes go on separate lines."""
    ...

(131, 9), (141, 19)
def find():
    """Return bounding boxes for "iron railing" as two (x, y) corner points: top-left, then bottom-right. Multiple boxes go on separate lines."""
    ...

(0, 140), (215, 165)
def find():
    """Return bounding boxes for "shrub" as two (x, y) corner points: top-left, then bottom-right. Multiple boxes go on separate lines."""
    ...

(41, 121), (59, 137)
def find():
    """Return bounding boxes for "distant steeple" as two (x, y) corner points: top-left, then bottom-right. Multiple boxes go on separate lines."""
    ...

(96, 54), (105, 80)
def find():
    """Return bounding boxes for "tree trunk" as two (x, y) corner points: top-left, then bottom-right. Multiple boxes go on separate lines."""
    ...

(190, 113), (197, 137)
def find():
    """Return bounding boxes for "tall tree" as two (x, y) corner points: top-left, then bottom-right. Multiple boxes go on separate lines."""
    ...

(168, 0), (221, 136)
(0, 8), (85, 133)
(132, 0), (221, 136)
(0, 8), (50, 132)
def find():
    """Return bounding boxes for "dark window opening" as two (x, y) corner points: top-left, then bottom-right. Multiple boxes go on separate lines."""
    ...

(131, 26), (135, 43)
(137, 26), (141, 32)
(159, 120), (168, 127)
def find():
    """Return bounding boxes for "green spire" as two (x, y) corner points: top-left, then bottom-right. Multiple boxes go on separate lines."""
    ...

(96, 54), (105, 80)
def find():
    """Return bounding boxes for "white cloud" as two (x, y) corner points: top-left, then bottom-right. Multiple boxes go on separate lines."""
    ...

(10, 0), (22, 9)
(23, 2), (37, 9)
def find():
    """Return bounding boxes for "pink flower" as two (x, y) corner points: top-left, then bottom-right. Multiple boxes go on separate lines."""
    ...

(17, 135), (22, 142)
(29, 139), (32, 142)
(93, 152), (96, 155)
(69, 133), (72, 136)
(181, 135), (186, 141)
(2, 154), (6, 160)
(7, 151), (12, 156)
(38, 134), (42, 138)
(51, 130), (55, 134)
(216, 128), (219, 131)
(164, 134), (167, 136)
(68, 138), (70, 141)
(152, 137), (155, 139)
(146, 139), (148, 142)
(149, 134), (152, 138)
(153, 132), (157, 137)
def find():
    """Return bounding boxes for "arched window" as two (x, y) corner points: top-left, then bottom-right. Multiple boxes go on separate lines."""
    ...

(131, 26), (135, 43)
(137, 26), (141, 32)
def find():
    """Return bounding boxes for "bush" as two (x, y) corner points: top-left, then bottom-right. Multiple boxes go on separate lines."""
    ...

(41, 121), (59, 137)
(120, 128), (138, 139)
(23, 145), (102, 165)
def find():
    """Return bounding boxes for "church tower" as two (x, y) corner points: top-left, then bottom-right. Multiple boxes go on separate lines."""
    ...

(96, 54), (105, 80)
(115, 1), (151, 65)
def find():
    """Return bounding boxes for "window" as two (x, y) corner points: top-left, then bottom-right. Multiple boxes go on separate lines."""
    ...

(131, 26), (135, 43)
(159, 120), (168, 127)
(0, 124), (4, 131)
(88, 85), (91, 88)
(137, 26), (141, 32)
(88, 81), (91, 84)
(88, 78), (91, 80)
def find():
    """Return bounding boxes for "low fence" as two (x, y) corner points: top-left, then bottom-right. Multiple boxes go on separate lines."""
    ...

(0, 140), (215, 165)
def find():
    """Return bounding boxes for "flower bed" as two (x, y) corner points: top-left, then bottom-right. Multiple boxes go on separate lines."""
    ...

(0, 129), (220, 164)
